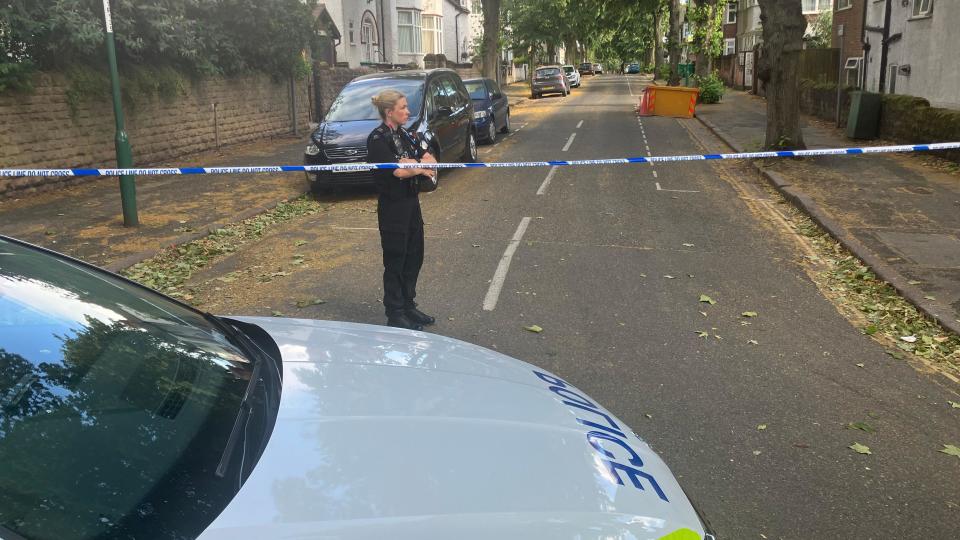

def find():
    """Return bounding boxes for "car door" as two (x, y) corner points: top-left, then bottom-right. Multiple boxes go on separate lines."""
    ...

(426, 76), (455, 160)
(440, 75), (469, 160)
(485, 79), (508, 129)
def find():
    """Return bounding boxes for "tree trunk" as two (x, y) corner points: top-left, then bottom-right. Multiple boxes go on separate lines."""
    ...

(653, 3), (663, 73)
(481, 0), (501, 82)
(668, 0), (681, 86)
(757, 0), (806, 149)
(653, 5), (663, 76)
(695, 0), (719, 78)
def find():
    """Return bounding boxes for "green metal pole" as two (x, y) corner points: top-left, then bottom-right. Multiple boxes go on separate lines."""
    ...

(102, 0), (138, 227)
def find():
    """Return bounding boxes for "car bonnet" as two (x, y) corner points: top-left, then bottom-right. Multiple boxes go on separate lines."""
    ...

(198, 317), (708, 540)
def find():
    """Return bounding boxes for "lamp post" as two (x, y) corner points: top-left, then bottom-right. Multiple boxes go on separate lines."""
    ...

(102, 0), (138, 227)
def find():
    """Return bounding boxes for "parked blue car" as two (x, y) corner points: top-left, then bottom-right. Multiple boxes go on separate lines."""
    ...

(462, 78), (511, 144)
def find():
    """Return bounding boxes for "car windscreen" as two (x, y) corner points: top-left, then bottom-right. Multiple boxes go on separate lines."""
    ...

(464, 81), (487, 100)
(536, 68), (561, 78)
(325, 78), (425, 122)
(0, 239), (261, 539)
(563, 66), (574, 74)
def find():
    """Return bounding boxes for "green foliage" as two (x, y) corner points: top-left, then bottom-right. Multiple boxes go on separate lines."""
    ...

(65, 68), (110, 119)
(0, 0), (319, 94)
(808, 10), (833, 49)
(687, 1), (724, 58)
(695, 72), (724, 104)
(657, 63), (671, 80)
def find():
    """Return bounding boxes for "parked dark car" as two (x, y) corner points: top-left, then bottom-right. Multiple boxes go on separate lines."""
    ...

(531, 66), (569, 99)
(578, 62), (595, 76)
(627, 63), (641, 74)
(304, 69), (477, 194)
(462, 78), (510, 144)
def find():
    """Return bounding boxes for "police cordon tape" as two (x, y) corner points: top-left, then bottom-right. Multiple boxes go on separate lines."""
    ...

(3, 142), (960, 177)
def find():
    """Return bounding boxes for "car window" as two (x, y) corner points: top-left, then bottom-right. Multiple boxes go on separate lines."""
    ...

(536, 68), (561, 78)
(0, 238), (263, 539)
(486, 80), (502, 98)
(563, 66), (574, 74)
(440, 77), (461, 109)
(428, 78), (447, 113)
(464, 80), (487, 100)
(325, 78), (425, 122)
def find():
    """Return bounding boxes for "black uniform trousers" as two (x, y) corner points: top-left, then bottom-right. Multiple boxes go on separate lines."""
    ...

(378, 196), (424, 316)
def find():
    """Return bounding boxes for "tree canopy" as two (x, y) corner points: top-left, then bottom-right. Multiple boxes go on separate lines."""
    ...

(0, 0), (318, 91)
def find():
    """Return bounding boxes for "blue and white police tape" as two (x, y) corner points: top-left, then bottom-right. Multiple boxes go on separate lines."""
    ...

(3, 142), (959, 177)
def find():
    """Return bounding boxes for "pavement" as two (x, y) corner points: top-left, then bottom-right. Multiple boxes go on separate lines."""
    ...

(694, 88), (960, 336)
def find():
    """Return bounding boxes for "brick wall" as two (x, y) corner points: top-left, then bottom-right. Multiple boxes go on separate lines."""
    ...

(1, 72), (312, 197)
(832, 0), (865, 55)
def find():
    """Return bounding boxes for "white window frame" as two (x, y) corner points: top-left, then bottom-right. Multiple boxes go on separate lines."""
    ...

(422, 14), (443, 55)
(837, 0), (853, 10)
(398, 9), (422, 54)
(724, 38), (736, 55)
(844, 56), (863, 88)
(726, 3), (737, 24)
(802, 0), (832, 14)
(913, 0), (932, 17)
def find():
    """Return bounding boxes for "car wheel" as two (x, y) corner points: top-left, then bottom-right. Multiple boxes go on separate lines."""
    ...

(462, 130), (477, 162)
(531, 93), (538, 99)
(500, 111), (511, 133)
(486, 119), (497, 144)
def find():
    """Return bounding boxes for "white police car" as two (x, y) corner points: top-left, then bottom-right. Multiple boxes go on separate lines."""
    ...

(0, 235), (716, 540)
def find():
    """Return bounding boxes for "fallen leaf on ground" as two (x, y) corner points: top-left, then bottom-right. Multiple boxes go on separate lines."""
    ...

(664, 275), (676, 279)
(696, 331), (709, 338)
(856, 363), (865, 368)
(864, 325), (878, 335)
(900, 335), (917, 343)
(271, 311), (284, 317)
(524, 325), (543, 333)
(939, 444), (960, 458)
(949, 400), (960, 409)
(742, 311), (758, 318)
(682, 243), (695, 247)
(923, 295), (936, 300)
(757, 424), (767, 431)
(699, 294), (716, 305)
(752, 450), (762, 456)
(700, 311), (708, 317)
(747, 339), (759, 345)
(849, 443), (872, 455)
(847, 422), (876, 433)
(295, 240), (307, 246)
(908, 280), (922, 285)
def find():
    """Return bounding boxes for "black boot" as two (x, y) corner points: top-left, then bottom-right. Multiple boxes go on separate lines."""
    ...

(406, 307), (436, 326)
(387, 313), (424, 331)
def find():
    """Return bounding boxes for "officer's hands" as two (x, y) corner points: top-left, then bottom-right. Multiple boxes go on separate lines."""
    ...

(419, 152), (437, 178)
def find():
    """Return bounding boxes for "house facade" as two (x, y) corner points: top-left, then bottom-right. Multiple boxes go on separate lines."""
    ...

(864, 0), (957, 108)
(322, 0), (472, 68)
(832, 0), (865, 88)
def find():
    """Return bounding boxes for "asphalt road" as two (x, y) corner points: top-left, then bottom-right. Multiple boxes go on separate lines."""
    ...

(188, 74), (960, 539)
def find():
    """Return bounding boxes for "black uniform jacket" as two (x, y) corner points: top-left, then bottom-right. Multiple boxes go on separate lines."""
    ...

(367, 123), (427, 232)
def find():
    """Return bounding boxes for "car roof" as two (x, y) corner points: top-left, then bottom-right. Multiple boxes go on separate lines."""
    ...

(462, 77), (493, 83)
(536, 65), (561, 69)
(352, 68), (459, 83)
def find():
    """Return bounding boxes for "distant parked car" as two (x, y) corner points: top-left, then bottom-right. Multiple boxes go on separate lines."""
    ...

(463, 77), (511, 144)
(304, 69), (477, 194)
(627, 63), (641, 74)
(562, 65), (582, 88)
(578, 62), (595, 76)
(593, 63), (604, 75)
(531, 66), (569, 99)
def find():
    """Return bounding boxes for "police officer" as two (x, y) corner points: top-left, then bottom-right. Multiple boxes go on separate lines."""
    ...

(366, 89), (438, 331)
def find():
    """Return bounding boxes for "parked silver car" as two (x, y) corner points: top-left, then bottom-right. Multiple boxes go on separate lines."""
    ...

(562, 64), (582, 88)
(0, 235), (716, 540)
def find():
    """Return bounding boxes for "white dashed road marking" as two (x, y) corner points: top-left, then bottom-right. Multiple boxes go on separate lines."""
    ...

(537, 166), (558, 196)
(483, 217), (532, 311)
(562, 133), (577, 152)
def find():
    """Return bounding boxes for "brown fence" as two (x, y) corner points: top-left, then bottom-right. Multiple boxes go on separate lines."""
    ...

(719, 47), (838, 94)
